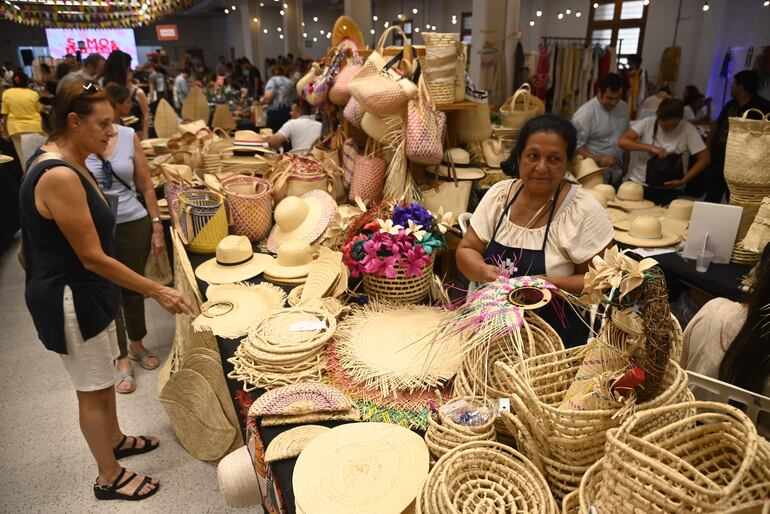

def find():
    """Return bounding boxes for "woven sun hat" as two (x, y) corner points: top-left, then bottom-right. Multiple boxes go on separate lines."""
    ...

(0, 154), (14, 164)
(267, 190), (336, 253)
(265, 425), (331, 463)
(293, 422), (429, 514)
(249, 382), (352, 417)
(192, 282), (287, 338)
(259, 128), (273, 137)
(571, 156), (607, 189)
(607, 207), (627, 225)
(217, 445), (262, 508)
(613, 206), (667, 231)
(666, 198), (694, 221)
(588, 188), (609, 208)
(613, 215), (681, 248)
(232, 130), (275, 154)
(264, 240), (314, 280)
(195, 235), (275, 284)
(592, 183), (616, 202)
(433, 148), (486, 181)
(608, 181), (656, 211)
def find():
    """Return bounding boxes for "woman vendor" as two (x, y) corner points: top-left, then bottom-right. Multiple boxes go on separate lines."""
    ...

(456, 115), (614, 347)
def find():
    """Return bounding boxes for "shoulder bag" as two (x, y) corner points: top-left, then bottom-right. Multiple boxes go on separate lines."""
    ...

(645, 121), (684, 188)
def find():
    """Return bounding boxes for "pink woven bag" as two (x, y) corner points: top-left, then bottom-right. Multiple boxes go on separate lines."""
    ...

(329, 50), (362, 106)
(349, 140), (386, 204)
(406, 77), (446, 165)
(342, 138), (359, 189)
(221, 176), (273, 242)
(343, 97), (365, 128)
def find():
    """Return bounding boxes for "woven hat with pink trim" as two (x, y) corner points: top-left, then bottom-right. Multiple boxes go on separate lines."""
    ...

(267, 190), (336, 253)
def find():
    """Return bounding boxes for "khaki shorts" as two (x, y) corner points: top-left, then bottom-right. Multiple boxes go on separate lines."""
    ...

(59, 286), (119, 392)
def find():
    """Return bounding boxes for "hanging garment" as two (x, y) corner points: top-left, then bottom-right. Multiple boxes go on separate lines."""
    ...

(490, 42), (508, 107)
(531, 44), (550, 100)
(659, 46), (682, 86)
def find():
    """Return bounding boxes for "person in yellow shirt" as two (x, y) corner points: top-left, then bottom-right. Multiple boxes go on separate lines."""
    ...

(1, 71), (43, 166)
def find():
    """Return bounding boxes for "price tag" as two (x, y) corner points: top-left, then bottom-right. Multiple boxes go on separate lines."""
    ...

(497, 398), (511, 417)
(289, 320), (327, 332)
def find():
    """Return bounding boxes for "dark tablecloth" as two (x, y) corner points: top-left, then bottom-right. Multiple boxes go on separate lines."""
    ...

(644, 252), (751, 302)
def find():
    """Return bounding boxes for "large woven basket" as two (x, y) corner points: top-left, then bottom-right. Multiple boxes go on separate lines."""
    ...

(424, 396), (496, 460)
(176, 189), (228, 254)
(496, 350), (693, 500)
(422, 32), (459, 105)
(362, 254), (434, 304)
(500, 84), (545, 130)
(221, 176), (273, 242)
(578, 401), (770, 513)
(724, 110), (770, 195)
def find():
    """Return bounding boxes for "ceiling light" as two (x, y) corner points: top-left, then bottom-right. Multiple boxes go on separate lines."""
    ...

(303, 32), (307, 37)
(536, 9), (542, 16)
(373, 15), (378, 21)
(593, 2), (599, 7)
(557, 11), (564, 19)
(231, 5), (236, 9)
(320, 29), (324, 34)
(426, 23), (430, 28)
(529, 19), (535, 26)
(370, 29), (375, 34)
(576, 10), (582, 17)
(398, 13), (404, 20)
(451, 19), (457, 24)
(431, 25), (437, 30)
(313, 36), (318, 42)
(279, 10), (284, 15)
(565, 8), (571, 14)
(301, 22), (305, 26)
(224, 8), (229, 14)
(415, 27), (420, 32)
(277, 27), (281, 32)
(283, 3), (288, 7)
(326, 33), (331, 39)
(384, 21), (389, 28)
(259, 1), (264, 5)
(412, 8), (418, 14)
(279, 34), (284, 39)
(252, 17), (258, 22)
(263, 28), (268, 33)
(702, 1), (709, 11)
(313, 16), (318, 21)
(764, 0), (769, 6)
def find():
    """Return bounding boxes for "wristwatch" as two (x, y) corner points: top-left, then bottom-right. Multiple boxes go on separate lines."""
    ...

(150, 217), (162, 224)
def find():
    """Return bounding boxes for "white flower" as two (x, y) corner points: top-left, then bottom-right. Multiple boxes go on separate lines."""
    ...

(406, 219), (427, 240)
(354, 196), (368, 213)
(434, 207), (454, 235)
(377, 219), (403, 235)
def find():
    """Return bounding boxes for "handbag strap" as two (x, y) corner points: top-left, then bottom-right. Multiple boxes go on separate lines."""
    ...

(376, 25), (410, 53)
(98, 154), (140, 198)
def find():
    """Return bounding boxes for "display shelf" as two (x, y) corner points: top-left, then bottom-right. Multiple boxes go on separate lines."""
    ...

(435, 101), (481, 111)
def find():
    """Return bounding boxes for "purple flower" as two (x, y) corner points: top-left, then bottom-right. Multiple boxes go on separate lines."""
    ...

(392, 203), (433, 232)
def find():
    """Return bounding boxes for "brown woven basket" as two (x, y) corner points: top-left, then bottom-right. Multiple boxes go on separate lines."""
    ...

(496, 351), (693, 500)
(221, 176), (273, 242)
(424, 396), (496, 459)
(579, 401), (770, 513)
(362, 254), (435, 304)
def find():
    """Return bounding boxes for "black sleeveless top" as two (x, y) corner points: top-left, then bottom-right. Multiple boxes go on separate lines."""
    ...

(19, 153), (120, 354)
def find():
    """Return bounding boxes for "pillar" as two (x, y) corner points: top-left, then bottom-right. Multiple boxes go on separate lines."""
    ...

(344, 0), (373, 45)
(504, 0), (520, 96)
(283, 0), (304, 58)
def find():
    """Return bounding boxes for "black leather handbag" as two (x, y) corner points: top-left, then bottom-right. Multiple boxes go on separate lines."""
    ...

(645, 121), (684, 188)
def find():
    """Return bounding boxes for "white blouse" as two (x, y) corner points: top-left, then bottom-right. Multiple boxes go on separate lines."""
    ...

(470, 179), (614, 279)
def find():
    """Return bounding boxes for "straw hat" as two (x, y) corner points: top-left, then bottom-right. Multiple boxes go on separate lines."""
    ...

(259, 128), (274, 137)
(264, 241), (314, 280)
(192, 283), (287, 338)
(159, 369), (238, 461)
(217, 446), (262, 508)
(593, 184), (616, 202)
(481, 138), (507, 169)
(0, 154), (14, 164)
(432, 148), (486, 180)
(612, 207), (666, 231)
(608, 182), (655, 211)
(331, 15), (366, 49)
(588, 188), (609, 208)
(267, 190), (336, 253)
(265, 425), (330, 463)
(666, 199), (694, 221)
(607, 207), (627, 224)
(195, 235), (275, 284)
(232, 130), (275, 153)
(249, 382), (352, 417)
(292, 422), (429, 514)
(571, 156), (607, 189)
(613, 215), (681, 248)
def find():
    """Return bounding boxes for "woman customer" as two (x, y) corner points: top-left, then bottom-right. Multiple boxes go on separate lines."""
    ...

(618, 98), (710, 204)
(19, 80), (192, 500)
(1, 71), (44, 166)
(86, 82), (165, 394)
(259, 63), (296, 133)
(682, 85), (712, 124)
(456, 114), (614, 346)
(102, 50), (149, 140)
(682, 243), (770, 397)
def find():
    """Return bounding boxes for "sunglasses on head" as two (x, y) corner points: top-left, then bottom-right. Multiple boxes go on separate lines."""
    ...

(82, 81), (102, 94)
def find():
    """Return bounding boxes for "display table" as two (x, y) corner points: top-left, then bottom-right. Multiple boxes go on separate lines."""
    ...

(653, 252), (751, 302)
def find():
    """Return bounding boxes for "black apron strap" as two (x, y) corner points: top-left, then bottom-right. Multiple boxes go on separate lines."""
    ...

(540, 182), (563, 251)
(489, 180), (524, 246)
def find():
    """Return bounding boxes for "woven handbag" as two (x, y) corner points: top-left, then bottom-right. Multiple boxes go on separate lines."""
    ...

(343, 97), (365, 128)
(452, 102), (493, 143)
(221, 175), (273, 242)
(341, 138), (359, 189)
(349, 139), (386, 204)
(500, 83), (545, 131)
(176, 189), (228, 254)
(305, 50), (344, 109)
(724, 109), (770, 199)
(421, 32), (459, 105)
(329, 49), (362, 106)
(406, 77), (446, 165)
(266, 153), (335, 202)
(348, 26), (418, 117)
(296, 62), (322, 98)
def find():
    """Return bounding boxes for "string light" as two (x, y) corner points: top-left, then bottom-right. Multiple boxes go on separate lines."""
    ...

(593, 2), (599, 7)
(431, 25), (437, 30)
(252, 17), (258, 22)
(576, 10), (582, 17)
(425, 23), (430, 28)
(384, 21), (389, 28)
(451, 18), (457, 24)
(303, 32), (307, 37)
(415, 27), (420, 32)
(529, 19), (535, 26)
(259, 2), (264, 6)
(263, 28), (268, 33)
(283, 3), (288, 8)
(764, 1), (770, 7)
(557, 11), (564, 19)
(702, 1), (709, 11)
(313, 16), (318, 22)
(277, 27), (281, 32)
(279, 34), (284, 39)
(536, 9), (542, 17)
(224, 8), (229, 14)
(643, 0), (649, 4)
(320, 29), (324, 34)
(301, 22), (305, 26)
(231, 5), (236, 10)
(370, 28), (375, 34)
(279, 9), (284, 15)
(398, 13), (404, 20)
(412, 8), (418, 14)
(326, 33), (331, 39)
(373, 15), (378, 21)
(565, 8), (571, 14)
(313, 36), (318, 42)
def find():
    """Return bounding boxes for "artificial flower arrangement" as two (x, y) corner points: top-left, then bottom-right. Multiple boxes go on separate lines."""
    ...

(341, 202), (452, 279)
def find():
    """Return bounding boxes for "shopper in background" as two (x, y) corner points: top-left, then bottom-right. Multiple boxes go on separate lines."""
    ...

(618, 98), (710, 204)
(57, 53), (105, 93)
(260, 63), (296, 133)
(240, 57), (262, 99)
(146, 62), (167, 114)
(19, 80), (192, 501)
(1, 71), (44, 166)
(174, 67), (192, 110)
(268, 98), (321, 155)
(102, 50), (149, 140)
(86, 82), (165, 394)
(705, 70), (770, 203)
(637, 86), (672, 120)
(1, 61), (14, 92)
(682, 85), (712, 124)
(215, 55), (227, 76)
(37, 63), (58, 97)
(571, 72), (629, 185)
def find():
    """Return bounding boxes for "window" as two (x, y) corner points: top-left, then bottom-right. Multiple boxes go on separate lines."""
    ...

(586, 0), (649, 58)
(460, 12), (472, 46)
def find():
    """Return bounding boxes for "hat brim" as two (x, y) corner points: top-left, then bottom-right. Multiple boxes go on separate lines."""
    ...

(661, 217), (689, 239)
(607, 207), (628, 224)
(231, 146), (276, 154)
(608, 198), (657, 211)
(435, 165), (486, 181)
(573, 167), (608, 181)
(263, 273), (308, 285)
(195, 253), (275, 284)
(0, 155), (15, 164)
(264, 261), (312, 280)
(267, 191), (336, 253)
(613, 229), (681, 248)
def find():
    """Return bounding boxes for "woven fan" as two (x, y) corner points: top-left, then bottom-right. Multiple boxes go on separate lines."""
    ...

(211, 104), (236, 132)
(182, 350), (240, 432)
(154, 98), (179, 138)
(249, 381), (352, 417)
(192, 282), (286, 338)
(261, 408), (361, 426)
(334, 301), (465, 396)
(182, 86), (210, 124)
(264, 425), (330, 463)
(300, 247), (343, 302)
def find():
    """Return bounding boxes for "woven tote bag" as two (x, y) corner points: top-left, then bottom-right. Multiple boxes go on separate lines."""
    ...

(406, 77), (446, 165)
(421, 32), (459, 105)
(341, 139), (359, 189)
(348, 26), (418, 117)
(266, 154), (335, 202)
(176, 189), (228, 254)
(329, 50), (362, 106)
(221, 176), (273, 242)
(500, 83), (545, 131)
(349, 140), (386, 204)
(724, 109), (770, 197)
(296, 62), (322, 98)
(343, 97), (365, 128)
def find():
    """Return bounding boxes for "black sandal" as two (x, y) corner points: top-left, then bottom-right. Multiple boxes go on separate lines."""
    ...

(93, 467), (160, 501)
(113, 435), (160, 459)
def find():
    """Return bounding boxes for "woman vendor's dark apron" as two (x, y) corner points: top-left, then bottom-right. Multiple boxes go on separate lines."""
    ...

(483, 181), (589, 347)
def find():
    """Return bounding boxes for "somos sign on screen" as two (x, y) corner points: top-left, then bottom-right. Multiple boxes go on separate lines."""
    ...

(45, 28), (138, 62)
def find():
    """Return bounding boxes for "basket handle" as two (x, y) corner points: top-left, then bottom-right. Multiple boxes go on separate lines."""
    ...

(212, 127), (231, 140)
(510, 84), (532, 113)
(500, 395), (548, 469)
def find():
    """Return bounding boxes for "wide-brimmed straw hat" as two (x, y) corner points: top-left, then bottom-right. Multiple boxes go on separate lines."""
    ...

(265, 425), (330, 463)
(232, 130), (276, 154)
(571, 156), (607, 189)
(666, 199), (694, 221)
(195, 235), (275, 284)
(292, 422), (429, 514)
(613, 215), (681, 248)
(432, 148), (486, 180)
(217, 445), (261, 508)
(593, 184), (616, 202)
(588, 188), (609, 208)
(264, 240), (315, 280)
(613, 207), (666, 231)
(608, 182), (656, 211)
(192, 283), (287, 338)
(267, 190), (336, 253)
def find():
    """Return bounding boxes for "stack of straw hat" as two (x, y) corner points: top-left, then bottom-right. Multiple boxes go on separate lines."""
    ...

(733, 196), (770, 264)
(263, 241), (316, 285)
(286, 247), (349, 308)
(227, 306), (336, 391)
(202, 140), (234, 174)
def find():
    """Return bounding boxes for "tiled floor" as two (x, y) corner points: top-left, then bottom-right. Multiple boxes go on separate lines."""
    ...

(0, 234), (256, 513)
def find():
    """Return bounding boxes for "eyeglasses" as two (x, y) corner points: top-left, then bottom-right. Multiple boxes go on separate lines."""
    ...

(99, 156), (114, 189)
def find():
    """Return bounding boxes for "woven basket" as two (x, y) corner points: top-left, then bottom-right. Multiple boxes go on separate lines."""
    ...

(176, 189), (228, 254)
(266, 153), (335, 203)
(500, 84), (545, 131)
(422, 32), (459, 105)
(221, 176), (273, 242)
(416, 440), (558, 514)
(424, 396), (496, 459)
(452, 103), (493, 143)
(580, 401), (770, 513)
(362, 254), (434, 304)
(496, 351), (693, 500)
(724, 110), (770, 191)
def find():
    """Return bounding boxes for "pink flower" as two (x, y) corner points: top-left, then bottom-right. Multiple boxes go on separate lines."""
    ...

(362, 254), (398, 278)
(401, 247), (430, 277)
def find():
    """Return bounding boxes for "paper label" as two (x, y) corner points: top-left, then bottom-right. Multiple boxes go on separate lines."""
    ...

(497, 398), (511, 417)
(289, 320), (327, 332)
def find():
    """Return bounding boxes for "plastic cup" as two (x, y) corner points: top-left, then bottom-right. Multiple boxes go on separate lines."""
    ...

(696, 250), (714, 273)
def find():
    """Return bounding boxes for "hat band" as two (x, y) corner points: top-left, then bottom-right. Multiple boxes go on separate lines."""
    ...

(440, 161), (473, 168)
(217, 254), (254, 266)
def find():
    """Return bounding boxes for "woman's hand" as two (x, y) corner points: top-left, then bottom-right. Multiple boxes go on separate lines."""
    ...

(650, 146), (668, 159)
(597, 154), (619, 168)
(151, 285), (193, 315)
(151, 224), (165, 255)
(664, 178), (686, 188)
(482, 264), (501, 283)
